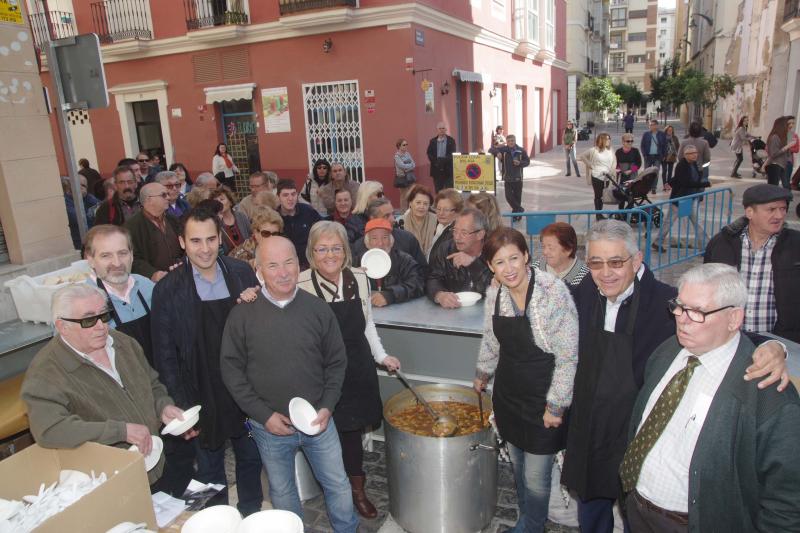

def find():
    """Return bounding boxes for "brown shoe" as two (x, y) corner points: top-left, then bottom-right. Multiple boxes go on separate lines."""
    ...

(349, 474), (377, 519)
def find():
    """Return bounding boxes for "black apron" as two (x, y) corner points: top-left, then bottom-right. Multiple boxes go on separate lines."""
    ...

(192, 278), (246, 450)
(311, 269), (382, 432)
(563, 278), (640, 500)
(492, 274), (566, 455)
(97, 278), (154, 367)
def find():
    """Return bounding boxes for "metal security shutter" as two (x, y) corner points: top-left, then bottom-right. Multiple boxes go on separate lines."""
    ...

(302, 80), (365, 182)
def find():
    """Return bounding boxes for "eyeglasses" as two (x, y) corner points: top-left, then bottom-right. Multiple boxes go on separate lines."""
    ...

(401, 143), (408, 146)
(623, 140), (634, 144)
(668, 298), (733, 323)
(316, 164), (328, 169)
(586, 256), (633, 270)
(259, 229), (283, 238)
(376, 191), (385, 198)
(147, 192), (169, 199)
(164, 183), (180, 189)
(137, 159), (149, 163)
(313, 245), (345, 255)
(453, 228), (481, 238)
(60, 310), (113, 328)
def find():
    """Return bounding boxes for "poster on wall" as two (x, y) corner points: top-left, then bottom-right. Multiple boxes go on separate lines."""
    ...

(0, 0), (24, 25)
(261, 87), (290, 133)
(453, 154), (496, 193)
(422, 80), (434, 114)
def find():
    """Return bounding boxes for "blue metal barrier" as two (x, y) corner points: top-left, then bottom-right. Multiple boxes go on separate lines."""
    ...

(502, 187), (734, 271)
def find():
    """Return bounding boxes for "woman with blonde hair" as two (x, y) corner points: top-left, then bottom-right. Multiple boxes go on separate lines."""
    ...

(578, 133), (617, 219)
(229, 207), (284, 268)
(466, 191), (503, 232)
(297, 221), (400, 518)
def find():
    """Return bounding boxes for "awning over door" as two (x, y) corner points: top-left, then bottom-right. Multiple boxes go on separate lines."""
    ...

(452, 69), (484, 84)
(204, 83), (256, 104)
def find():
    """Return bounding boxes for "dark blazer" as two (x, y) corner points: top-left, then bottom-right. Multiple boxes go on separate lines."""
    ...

(94, 193), (141, 226)
(150, 256), (258, 408)
(425, 238), (493, 300)
(640, 130), (667, 160)
(354, 247), (424, 305)
(426, 135), (457, 180)
(704, 217), (800, 342)
(352, 227), (428, 274)
(667, 159), (710, 199)
(628, 335), (800, 532)
(281, 203), (321, 268)
(125, 211), (183, 279)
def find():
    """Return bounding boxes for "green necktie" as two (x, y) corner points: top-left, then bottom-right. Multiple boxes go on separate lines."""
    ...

(619, 356), (701, 493)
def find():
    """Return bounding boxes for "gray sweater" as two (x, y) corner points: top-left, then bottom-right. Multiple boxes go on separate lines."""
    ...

(220, 290), (347, 425)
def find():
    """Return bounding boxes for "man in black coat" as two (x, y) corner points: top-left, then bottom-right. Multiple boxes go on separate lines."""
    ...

(351, 198), (428, 273)
(151, 207), (263, 516)
(94, 166), (142, 226)
(562, 220), (788, 533)
(704, 184), (800, 343)
(354, 218), (424, 306)
(426, 122), (457, 192)
(426, 207), (493, 307)
(276, 178), (321, 269)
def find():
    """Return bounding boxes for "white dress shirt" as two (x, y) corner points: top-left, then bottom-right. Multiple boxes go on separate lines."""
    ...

(603, 265), (645, 332)
(62, 334), (122, 387)
(635, 332), (741, 511)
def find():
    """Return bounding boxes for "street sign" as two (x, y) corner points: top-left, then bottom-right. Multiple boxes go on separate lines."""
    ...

(453, 154), (496, 193)
(50, 34), (108, 110)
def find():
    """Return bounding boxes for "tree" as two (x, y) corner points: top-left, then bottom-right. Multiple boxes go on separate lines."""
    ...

(612, 82), (645, 110)
(649, 57), (682, 122)
(578, 77), (624, 119)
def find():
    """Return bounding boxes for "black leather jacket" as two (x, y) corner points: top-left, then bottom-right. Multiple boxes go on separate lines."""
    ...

(425, 239), (493, 300)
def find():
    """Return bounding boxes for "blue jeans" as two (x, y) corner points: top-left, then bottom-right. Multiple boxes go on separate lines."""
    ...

(578, 497), (630, 533)
(250, 419), (359, 533)
(507, 443), (553, 533)
(195, 433), (264, 516)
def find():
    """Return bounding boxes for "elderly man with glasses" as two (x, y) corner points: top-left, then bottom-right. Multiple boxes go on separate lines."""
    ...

(124, 182), (183, 282)
(561, 220), (789, 533)
(155, 170), (190, 218)
(425, 207), (494, 308)
(21, 284), (196, 492)
(621, 263), (800, 532)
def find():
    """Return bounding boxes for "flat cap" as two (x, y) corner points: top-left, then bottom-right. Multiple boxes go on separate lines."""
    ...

(742, 184), (792, 207)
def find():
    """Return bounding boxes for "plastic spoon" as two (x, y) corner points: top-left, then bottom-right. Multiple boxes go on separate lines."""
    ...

(394, 370), (458, 437)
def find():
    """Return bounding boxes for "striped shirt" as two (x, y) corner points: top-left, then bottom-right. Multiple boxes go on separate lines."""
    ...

(740, 231), (777, 334)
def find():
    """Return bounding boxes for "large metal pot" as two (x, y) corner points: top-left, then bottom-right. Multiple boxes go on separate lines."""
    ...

(384, 383), (497, 533)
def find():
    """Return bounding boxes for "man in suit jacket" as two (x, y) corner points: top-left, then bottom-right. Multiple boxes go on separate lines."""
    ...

(426, 122), (457, 192)
(640, 119), (666, 192)
(622, 263), (800, 532)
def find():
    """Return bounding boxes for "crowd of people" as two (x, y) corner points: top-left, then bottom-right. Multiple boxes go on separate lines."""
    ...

(28, 121), (800, 533)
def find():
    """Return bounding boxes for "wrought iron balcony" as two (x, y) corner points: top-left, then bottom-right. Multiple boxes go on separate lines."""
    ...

(785, 0), (800, 22)
(185, 0), (249, 30)
(27, 9), (76, 51)
(90, 0), (153, 44)
(278, 0), (357, 16)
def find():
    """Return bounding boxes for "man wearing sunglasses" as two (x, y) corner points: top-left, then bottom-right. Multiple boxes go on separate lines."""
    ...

(151, 207), (263, 516)
(155, 170), (190, 219)
(124, 182), (183, 283)
(621, 263), (800, 532)
(21, 284), (195, 493)
(562, 220), (789, 533)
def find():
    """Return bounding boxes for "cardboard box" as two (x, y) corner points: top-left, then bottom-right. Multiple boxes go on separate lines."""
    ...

(0, 442), (156, 532)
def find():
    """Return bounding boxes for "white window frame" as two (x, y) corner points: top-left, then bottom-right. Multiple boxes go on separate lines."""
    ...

(108, 80), (173, 165)
(544, 0), (554, 50)
(527, 0), (539, 43)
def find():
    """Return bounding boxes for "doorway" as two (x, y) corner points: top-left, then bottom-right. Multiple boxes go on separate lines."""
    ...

(220, 99), (262, 195)
(132, 100), (164, 161)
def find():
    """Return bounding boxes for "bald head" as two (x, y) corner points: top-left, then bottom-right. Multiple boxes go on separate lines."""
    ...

(256, 236), (299, 301)
(140, 183), (168, 217)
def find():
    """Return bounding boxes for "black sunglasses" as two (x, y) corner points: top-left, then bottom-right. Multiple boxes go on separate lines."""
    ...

(259, 230), (284, 238)
(376, 191), (385, 198)
(60, 310), (113, 328)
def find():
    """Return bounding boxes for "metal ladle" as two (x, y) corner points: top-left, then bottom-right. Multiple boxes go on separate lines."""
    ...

(394, 370), (458, 437)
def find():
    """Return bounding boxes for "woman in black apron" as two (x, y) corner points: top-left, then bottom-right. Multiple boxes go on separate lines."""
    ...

(474, 228), (579, 533)
(297, 221), (401, 519)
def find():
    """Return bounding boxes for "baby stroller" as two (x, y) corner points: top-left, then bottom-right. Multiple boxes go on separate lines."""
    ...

(604, 166), (662, 228)
(750, 137), (768, 177)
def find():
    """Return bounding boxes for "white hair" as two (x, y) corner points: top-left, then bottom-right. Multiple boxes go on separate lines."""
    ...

(586, 219), (640, 255)
(678, 263), (747, 308)
(195, 172), (217, 188)
(155, 170), (177, 184)
(51, 284), (108, 324)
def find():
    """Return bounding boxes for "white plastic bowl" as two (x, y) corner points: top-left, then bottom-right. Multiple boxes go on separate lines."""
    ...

(128, 436), (163, 471)
(456, 291), (482, 307)
(361, 248), (392, 279)
(161, 405), (201, 436)
(237, 510), (303, 533)
(181, 505), (241, 533)
(288, 397), (321, 436)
